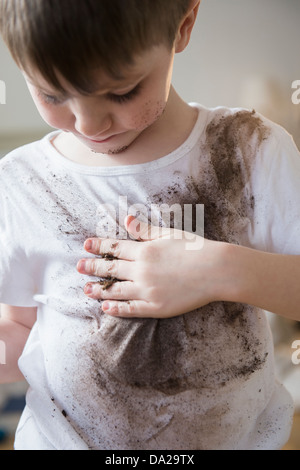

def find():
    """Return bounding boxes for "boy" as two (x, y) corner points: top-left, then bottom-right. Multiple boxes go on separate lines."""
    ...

(0, 0), (299, 450)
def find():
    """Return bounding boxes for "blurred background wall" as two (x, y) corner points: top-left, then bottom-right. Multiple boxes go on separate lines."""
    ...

(0, 0), (299, 448)
(1, 0), (300, 154)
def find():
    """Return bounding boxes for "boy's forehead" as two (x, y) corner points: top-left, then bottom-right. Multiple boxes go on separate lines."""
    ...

(25, 45), (170, 94)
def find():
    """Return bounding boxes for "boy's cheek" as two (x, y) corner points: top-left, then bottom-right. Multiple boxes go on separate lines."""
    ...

(27, 88), (69, 129)
(132, 99), (166, 131)
(35, 102), (70, 130)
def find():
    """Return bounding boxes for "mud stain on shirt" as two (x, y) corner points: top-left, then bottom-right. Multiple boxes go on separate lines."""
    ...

(85, 110), (272, 397)
(207, 110), (269, 197)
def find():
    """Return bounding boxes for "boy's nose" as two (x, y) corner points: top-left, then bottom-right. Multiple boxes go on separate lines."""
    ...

(75, 115), (112, 139)
(72, 102), (113, 139)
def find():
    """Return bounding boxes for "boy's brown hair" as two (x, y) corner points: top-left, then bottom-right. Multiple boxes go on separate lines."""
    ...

(0, 0), (191, 93)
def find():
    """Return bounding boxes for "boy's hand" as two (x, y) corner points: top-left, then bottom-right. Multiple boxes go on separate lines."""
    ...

(77, 216), (222, 319)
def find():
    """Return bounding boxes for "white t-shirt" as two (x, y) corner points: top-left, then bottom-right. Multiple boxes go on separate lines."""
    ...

(0, 104), (297, 450)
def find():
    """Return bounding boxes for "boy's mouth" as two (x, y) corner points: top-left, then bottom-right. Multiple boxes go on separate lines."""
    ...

(81, 133), (131, 155)
(88, 135), (114, 143)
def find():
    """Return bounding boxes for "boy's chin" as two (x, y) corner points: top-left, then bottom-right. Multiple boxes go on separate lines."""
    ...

(91, 145), (129, 155)
(107, 146), (129, 155)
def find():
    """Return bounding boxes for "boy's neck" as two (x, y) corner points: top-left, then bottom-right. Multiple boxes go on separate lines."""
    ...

(52, 87), (198, 167)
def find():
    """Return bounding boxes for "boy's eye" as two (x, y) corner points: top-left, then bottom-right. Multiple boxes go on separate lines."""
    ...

(37, 84), (141, 105)
(38, 91), (64, 106)
(107, 84), (141, 104)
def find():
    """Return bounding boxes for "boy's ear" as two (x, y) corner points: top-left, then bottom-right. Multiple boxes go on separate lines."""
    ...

(175, 0), (200, 53)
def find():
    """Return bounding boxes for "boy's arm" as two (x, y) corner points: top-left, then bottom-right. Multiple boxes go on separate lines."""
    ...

(222, 244), (300, 322)
(77, 217), (300, 321)
(0, 305), (37, 383)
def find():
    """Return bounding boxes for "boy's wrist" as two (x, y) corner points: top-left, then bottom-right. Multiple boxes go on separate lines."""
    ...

(212, 242), (247, 304)
(218, 243), (300, 320)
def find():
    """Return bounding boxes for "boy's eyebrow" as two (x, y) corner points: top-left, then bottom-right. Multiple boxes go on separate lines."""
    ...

(26, 74), (144, 97)
(25, 76), (68, 96)
(87, 70), (148, 95)
(24, 60), (150, 97)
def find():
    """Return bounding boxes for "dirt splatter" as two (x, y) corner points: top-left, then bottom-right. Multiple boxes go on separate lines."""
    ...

(89, 316), (186, 394)
(206, 110), (269, 196)
(102, 253), (118, 261)
(146, 109), (270, 245)
(87, 109), (272, 393)
(97, 277), (118, 290)
(12, 109), (274, 446)
(201, 109), (270, 242)
(40, 108), (272, 398)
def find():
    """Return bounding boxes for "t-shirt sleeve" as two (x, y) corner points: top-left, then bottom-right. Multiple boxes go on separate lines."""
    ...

(249, 119), (300, 255)
(0, 196), (38, 307)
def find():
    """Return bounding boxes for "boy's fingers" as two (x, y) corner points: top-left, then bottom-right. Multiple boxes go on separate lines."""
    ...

(125, 215), (172, 241)
(77, 258), (134, 281)
(101, 300), (158, 318)
(84, 237), (141, 261)
(84, 280), (139, 301)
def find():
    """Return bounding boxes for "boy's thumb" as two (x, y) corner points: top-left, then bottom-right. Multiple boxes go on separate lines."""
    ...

(124, 215), (169, 241)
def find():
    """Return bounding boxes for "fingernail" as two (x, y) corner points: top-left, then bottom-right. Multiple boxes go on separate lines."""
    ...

(85, 239), (93, 251)
(102, 301), (110, 312)
(77, 260), (86, 272)
(84, 283), (93, 295)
